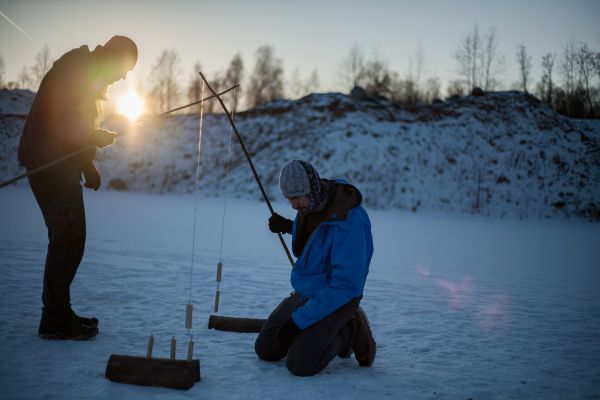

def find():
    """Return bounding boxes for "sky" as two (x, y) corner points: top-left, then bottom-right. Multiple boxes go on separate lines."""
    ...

(1, 0), (599, 99)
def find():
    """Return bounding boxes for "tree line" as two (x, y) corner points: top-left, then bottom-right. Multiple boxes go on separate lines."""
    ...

(1, 26), (599, 119)
(338, 25), (600, 119)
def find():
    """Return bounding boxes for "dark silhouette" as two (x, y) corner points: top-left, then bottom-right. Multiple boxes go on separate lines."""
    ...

(18, 35), (138, 340)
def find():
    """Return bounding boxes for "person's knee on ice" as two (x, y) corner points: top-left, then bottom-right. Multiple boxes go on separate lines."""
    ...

(255, 293), (305, 362)
(285, 349), (322, 377)
(254, 331), (286, 362)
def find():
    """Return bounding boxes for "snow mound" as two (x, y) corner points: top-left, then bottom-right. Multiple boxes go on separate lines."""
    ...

(1, 89), (599, 220)
(0, 89), (35, 115)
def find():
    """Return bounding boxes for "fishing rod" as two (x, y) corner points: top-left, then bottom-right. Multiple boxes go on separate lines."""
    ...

(198, 72), (295, 267)
(0, 84), (239, 189)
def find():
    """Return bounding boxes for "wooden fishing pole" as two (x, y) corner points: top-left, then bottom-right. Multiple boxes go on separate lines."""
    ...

(0, 84), (240, 190)
(198, 72), (295, 267)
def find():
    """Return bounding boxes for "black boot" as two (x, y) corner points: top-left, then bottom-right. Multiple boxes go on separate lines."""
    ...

(352, 307), (376, 367)
(338, 317), (357, 358)
(38, 309), (98, 340)
(338, 345), (354, 358)
(69, 307), (98, 328)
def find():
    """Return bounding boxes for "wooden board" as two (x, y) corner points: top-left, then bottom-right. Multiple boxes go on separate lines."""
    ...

(208, 315), (266, 333)
(105, 354), (200, 390)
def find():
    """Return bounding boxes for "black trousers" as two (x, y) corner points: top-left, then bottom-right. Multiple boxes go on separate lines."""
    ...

(255, 292), (359, 376)
(27, 165), (86, 314)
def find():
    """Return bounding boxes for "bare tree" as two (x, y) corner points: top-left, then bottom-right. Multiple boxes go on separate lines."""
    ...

(30, 45), (53, 90)
(187, 61), (203, 113)
(289, 68), (321, 99)
(595, 51), (600, 84)
(516, 44), (533, 93)
(149, 49), (182, 113)
(454, 24), (481, 90)
(414, 43), (424, 96)
(246, 45), (284, 108)
(389, 74), (407, 104)
(446, 79), (466, 98)
(480, 28), (503, 90)
(423, 77), (441, 103)
(306, 69), (320, 93)
(575, 42), (596, 115)
(223, 53), (244, 111)
(400, 44), (425, 103)
(0, 55), (5, 88)
(206, 71), (224, 113)
(560, 40), (577, 95)
(18, 66), (32, 89)
(289, 68), (303, 99)
(337, 43), (365, 91)
(454, 25), (503, 92)
(363, 50), (393, 98)
(538, 53), (556, 104)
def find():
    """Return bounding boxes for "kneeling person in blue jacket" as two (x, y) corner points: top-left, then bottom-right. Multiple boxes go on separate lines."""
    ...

(255, 159), (376, 376)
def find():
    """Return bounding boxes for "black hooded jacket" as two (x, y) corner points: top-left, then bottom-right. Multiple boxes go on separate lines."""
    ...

(19, 45), (104, 171)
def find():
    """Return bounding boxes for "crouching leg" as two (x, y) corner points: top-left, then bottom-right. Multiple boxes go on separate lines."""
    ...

(285, 298), (359, 377)
(255, 293), (304, 361)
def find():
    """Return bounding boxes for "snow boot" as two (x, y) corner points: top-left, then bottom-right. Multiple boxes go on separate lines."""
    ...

(352, 307), (376, 367)
(69, 307), (98, 328)
(38, 309), (99, 340)
(338, 345), (354, 358)
(338, 316), (358, 358)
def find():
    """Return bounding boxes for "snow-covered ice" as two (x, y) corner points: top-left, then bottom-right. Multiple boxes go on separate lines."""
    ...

(0, 186), (599, 399)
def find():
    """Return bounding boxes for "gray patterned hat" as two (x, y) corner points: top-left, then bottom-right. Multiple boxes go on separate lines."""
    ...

(279, 160), (320, 197)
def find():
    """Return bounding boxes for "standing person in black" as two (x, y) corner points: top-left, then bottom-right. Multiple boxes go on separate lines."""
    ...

(18, 36), (138, 340)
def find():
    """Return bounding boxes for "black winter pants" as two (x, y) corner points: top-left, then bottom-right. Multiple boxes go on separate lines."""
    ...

(27, 165), (86, 314)
(255, 292), (359, 376)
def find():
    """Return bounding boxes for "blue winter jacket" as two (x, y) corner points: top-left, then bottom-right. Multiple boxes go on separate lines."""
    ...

(290, 181), (374, 329)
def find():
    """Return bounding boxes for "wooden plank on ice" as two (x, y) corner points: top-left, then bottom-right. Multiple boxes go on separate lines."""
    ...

(208, 315), (266, 333)
(105, 354), (200, 390)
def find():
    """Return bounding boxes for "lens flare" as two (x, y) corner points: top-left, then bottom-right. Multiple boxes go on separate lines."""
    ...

(117, 91), (144, 121)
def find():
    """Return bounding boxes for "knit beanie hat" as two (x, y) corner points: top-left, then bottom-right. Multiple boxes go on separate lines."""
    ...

(279, 160), (331, 212)
(279, 160), (317, 197)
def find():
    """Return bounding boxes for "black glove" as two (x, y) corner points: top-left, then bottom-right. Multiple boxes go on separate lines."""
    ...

(269, 213), (293, 234)
(94, 129), (116, 148)
(82, 163), (101, 191)
(277, 317), (301, 348)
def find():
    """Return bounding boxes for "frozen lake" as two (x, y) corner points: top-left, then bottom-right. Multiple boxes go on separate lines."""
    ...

(0, 186), (599, 399)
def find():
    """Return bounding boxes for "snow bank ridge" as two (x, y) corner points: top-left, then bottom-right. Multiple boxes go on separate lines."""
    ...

(1, 89), (599, 220)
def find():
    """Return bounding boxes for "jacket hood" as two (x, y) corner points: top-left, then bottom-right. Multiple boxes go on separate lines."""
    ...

(326, 180), (363, 221)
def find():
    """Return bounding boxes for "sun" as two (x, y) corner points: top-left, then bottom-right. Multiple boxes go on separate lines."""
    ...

(117, 91), (144, 121)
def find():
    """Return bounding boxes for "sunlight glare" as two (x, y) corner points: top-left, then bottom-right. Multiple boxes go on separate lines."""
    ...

(117, 91), (144, 121)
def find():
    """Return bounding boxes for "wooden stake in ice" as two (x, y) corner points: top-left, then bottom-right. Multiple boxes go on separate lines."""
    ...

(187, 338), (194, 361)
(216, 262), (222, 282)
(213, 262), (223, 312)
(170, 337), (176, 360)
(146, 334), (154, 359)
(213, 290), (221, 313)
(185, 303), (193, 331)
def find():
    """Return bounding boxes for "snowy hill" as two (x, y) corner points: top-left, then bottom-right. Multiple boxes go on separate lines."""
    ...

(1, 88), (599, 220)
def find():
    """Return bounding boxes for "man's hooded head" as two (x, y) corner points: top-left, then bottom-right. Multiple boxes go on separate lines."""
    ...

(94, 35), (138, 83)
(279, 160), (331, 212)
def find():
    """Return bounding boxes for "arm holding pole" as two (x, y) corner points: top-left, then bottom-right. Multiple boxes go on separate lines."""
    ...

(198, 72), (295, 267)
(0, 85), (240, 190)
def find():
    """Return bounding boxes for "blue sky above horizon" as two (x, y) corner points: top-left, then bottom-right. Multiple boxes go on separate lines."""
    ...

(1, 0), (599, 96)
